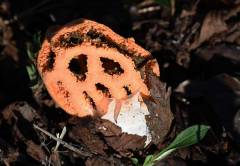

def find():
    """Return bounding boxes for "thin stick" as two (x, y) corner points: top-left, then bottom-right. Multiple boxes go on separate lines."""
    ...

(33, 124), (92, 158)
(54, 126), (66, 152)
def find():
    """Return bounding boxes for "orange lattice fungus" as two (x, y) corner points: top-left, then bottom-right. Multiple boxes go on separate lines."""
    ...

(37, 19), (159, 118)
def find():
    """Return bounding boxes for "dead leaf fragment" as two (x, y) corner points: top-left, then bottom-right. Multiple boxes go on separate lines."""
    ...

(26, 140), (47, 162)
(144, 70), (173, 145)
(1, 102), (47, 164)
(104, 133), (146, 157)
(190, 11), (228, 50)
(68, 120), (107, 156)
(96, 119), (146, 157)
(85, 156), (123, 166)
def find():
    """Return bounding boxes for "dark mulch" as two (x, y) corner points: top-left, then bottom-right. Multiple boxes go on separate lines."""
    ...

(0, 0), (240, 165)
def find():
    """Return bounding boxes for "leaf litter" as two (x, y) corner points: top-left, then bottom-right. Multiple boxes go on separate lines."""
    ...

(0, 0), (240, 165)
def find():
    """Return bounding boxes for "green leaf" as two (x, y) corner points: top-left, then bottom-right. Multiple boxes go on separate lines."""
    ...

(154, 0), (171, 7)
(26, 31), (42, 89)
(143, 155), (154, 166)
(166, 125), (210, 149)
(153, 125), (210, 161)
(132, 125), (210, 166)
(32, 31), (42, 53)
(131, 158), (139, 166)
(26, 65), (37, 82)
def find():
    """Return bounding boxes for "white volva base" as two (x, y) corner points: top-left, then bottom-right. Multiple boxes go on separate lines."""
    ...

(102, 92), (152, 146)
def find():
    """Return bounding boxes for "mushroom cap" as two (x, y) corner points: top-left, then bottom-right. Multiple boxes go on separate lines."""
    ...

(37, 19), (159, 117)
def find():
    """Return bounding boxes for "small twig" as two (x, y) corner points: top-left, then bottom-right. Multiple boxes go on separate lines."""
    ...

(33, 124), (92, 158)
(54, 126), (66, 152)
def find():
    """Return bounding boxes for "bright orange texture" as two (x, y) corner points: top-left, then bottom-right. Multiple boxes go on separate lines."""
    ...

(37, 19), (159, 117)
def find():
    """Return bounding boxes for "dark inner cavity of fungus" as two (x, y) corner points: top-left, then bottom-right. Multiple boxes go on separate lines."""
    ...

(59, 31), (83, 47)
(123, 86), (132, 95)
(43, 51), (56, 72)
(100, 57), (124, 75)
(96, 83), (111, 97)
(68, 54), (88, 81)
(83, 91), (96, 109)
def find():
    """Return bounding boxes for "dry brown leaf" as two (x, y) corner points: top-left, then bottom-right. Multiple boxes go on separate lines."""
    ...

(144, 70), (173, 145)
(85, 156), (123, 166)
(104, 133), (146, 157)
(96, 119), (146, 157)
(190, 11), (228, 50)
(1, 102), (48, 163)
(26, 140), (47, 162)
(180, 0), (199, 18)
(68, 121), (107, 156)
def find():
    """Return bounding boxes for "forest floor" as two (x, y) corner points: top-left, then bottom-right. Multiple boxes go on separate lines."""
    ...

(0, 0), (240, 165)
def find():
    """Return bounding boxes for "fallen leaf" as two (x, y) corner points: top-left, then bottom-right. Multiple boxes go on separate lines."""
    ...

(96, 118), (146, 156)
(144, 69), (174, 145)
(85, 156), (123, 166)
(25, 140), (47, 162)
(104, 133), (146, 157)
(1, 102), (47, 163)
(68, 119), (107, 156)
(190, 11), (227, 50)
